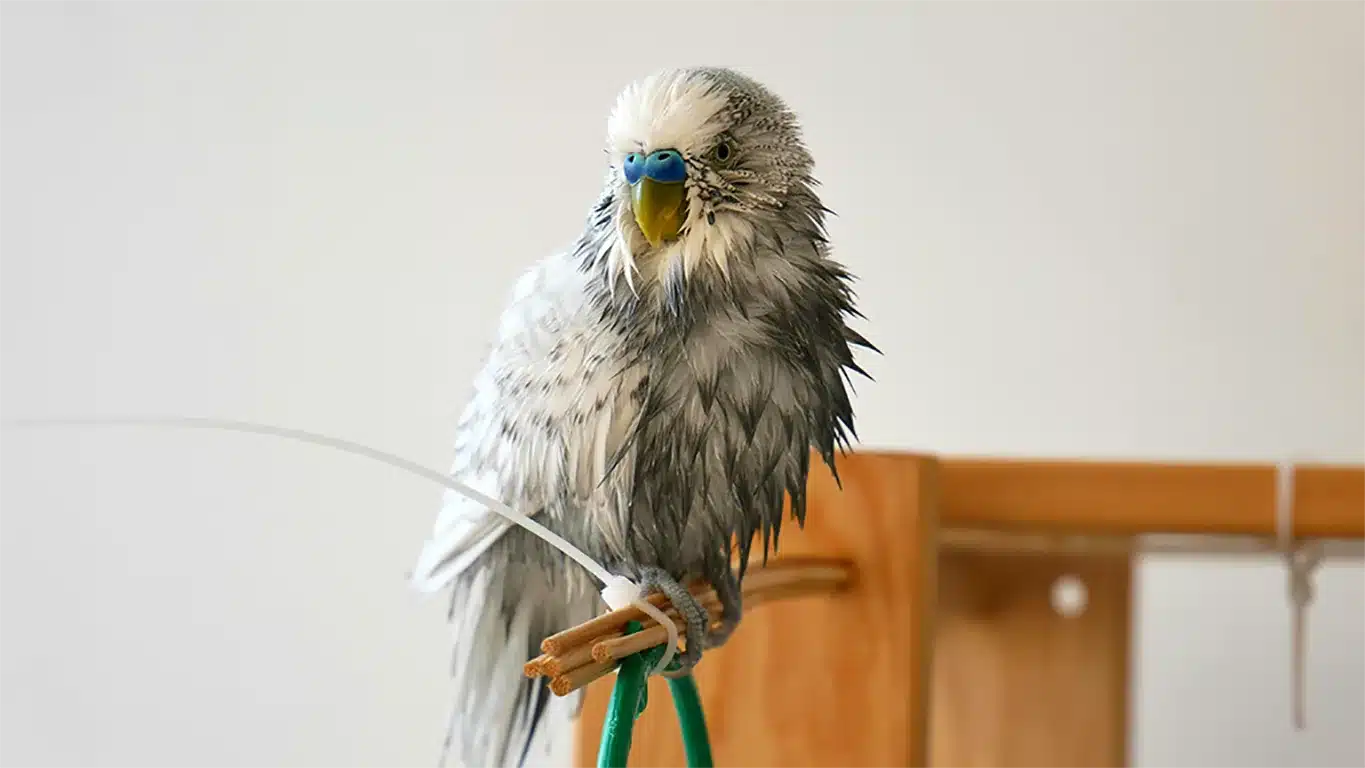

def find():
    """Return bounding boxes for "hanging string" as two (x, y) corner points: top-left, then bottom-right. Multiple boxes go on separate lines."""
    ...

(1275, 460), (1322, 731)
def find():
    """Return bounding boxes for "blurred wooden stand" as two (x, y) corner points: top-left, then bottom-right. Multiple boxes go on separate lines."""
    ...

(573, 452), (1364, 767)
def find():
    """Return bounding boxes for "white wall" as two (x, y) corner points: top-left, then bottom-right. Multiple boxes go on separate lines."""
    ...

(2, 2), (1360, 766)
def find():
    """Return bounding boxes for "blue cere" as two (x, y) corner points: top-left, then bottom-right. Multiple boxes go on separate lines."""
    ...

(623, 152), (646, 185)
(643, 149), (687, 183)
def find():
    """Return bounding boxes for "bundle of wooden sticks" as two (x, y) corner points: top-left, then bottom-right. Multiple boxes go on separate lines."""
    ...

(523, 556), (855, 696)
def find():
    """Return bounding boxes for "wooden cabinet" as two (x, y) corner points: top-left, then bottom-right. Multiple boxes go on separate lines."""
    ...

(572, 452), (1363, 767)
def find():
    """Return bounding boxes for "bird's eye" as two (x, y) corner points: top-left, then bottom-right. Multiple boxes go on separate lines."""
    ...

(713, 142), (733, 163)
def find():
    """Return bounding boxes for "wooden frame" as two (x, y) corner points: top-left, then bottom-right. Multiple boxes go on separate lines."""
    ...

(573, 451), (1364, 767)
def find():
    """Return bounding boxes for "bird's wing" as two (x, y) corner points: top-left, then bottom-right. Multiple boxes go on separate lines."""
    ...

(409, 466), (515, 593)
(409, 252), (646, 767)
(409, 252), (643, 595)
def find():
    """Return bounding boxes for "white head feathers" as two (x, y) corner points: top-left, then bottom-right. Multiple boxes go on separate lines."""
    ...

(596, 67), (810, 294)
(606, 69), (731, 159)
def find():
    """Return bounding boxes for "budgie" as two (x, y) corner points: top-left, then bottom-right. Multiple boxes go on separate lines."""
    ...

(410, 66), (875, 768)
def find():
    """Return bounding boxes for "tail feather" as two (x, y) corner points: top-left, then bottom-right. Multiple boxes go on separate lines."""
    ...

(441, 553), (598, 768)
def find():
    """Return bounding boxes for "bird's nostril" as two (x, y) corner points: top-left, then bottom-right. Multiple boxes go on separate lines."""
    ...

(642, 150), (687, 183)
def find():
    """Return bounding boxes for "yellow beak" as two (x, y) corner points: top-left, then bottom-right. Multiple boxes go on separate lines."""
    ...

(632, 178), (686, 248)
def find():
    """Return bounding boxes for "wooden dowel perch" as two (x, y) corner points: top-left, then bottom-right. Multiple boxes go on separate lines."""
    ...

(525, 556), (854, 697)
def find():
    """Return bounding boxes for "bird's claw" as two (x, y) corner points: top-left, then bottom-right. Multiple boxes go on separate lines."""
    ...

(635, 566), (745, 677)
(703, 567), (742, 650)
(636, 567), (707, 677)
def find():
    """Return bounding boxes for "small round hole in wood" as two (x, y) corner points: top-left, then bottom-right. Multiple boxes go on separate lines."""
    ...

(1050, 574), (1088, 618)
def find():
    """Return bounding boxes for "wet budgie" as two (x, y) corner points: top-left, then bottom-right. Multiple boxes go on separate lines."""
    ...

(410, 66), (875, 767)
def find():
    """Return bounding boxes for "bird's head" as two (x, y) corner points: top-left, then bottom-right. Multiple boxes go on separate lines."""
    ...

(596, 67), (821, 289)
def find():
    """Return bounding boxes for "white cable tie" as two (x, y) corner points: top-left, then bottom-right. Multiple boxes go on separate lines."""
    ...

(599, 575), (679, 677)
(7, 416), (682, 677)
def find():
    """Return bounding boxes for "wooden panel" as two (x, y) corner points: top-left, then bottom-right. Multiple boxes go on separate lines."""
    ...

(929, 550), (1132, 767)
(574, 452), (940, 767)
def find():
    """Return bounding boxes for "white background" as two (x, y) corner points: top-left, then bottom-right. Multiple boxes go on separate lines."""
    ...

(2, 2), (1361, 766)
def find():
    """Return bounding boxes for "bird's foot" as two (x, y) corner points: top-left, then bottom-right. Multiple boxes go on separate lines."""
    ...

(635, 566), (708, 678)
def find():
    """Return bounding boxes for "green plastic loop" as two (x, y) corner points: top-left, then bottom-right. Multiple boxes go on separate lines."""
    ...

(595, 622), (714, 768)
(667, 674), (714, 767)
